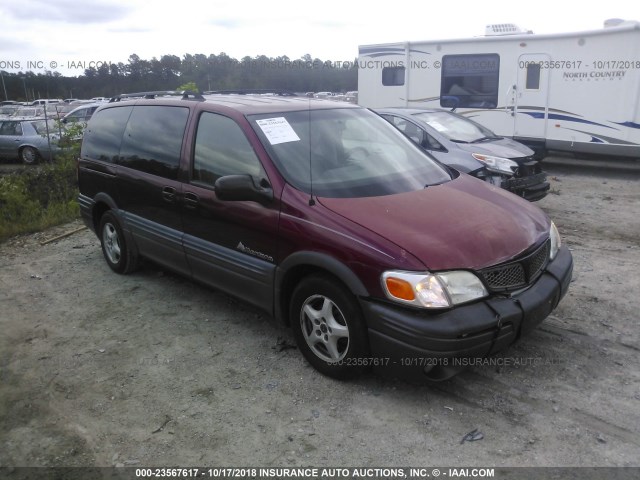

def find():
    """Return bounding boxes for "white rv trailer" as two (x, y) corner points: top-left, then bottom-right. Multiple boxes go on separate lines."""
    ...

(358, 20), (640, 158)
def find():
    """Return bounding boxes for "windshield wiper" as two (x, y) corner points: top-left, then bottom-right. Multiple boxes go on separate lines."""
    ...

(424, 179), (450, 188)
(470, 136), (502, 143)
(450, 139), (469, 143)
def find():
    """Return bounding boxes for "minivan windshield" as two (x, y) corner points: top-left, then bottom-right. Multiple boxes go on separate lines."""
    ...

(413, 111), (498, 143)
(249, 108), (451, 198)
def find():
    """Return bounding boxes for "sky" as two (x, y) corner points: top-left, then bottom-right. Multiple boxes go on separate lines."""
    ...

(0, 0), (638, 77)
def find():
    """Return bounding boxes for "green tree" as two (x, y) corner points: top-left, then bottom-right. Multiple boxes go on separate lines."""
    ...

(176, 81), (198, 92)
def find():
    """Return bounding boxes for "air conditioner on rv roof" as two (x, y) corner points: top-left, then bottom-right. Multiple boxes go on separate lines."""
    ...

(485, 23), (531, 36)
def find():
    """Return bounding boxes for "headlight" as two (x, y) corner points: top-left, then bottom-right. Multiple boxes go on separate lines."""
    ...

(472, 153), (518, 175)
(382, 270), (488, 309)
(549, 221), (561, 260)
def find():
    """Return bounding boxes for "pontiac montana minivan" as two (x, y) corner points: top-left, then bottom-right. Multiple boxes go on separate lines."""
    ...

(78, 92), (573, 381)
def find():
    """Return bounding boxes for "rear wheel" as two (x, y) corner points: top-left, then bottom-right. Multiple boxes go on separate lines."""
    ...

(20, 146), (40, 165)
(99, 211), (137, 274)
(290, 274), (370, 379)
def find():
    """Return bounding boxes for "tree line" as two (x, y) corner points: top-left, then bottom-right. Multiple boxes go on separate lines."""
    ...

(1, 53), (359, 101)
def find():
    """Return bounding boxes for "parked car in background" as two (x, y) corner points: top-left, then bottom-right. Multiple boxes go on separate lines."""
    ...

(61, 103), (101, 124)
(377, 108), (550, 201)
(0, 118), (62, 164)
(31, 99), (63, 106)
(0, 105), (20, 119)
(313, 92), (334, 99)
(345, 91), (358, 103)
(45, 103), (76, 119)
(11, 106), (45, 118)
(90, 97), (111, 103)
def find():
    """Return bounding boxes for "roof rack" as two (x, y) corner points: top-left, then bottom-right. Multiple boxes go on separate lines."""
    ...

(203, 89), (298, 97)
(109, 91), (205, 102)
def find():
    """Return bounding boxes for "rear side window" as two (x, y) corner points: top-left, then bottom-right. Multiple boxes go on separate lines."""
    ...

(0, 121), (22, 135)
(192, 112), (265, 187)
(118, 106), (189, 180)
(82, 106), (133, 162)
(440, 54), (500, 108)
(31, 120), (57, 135)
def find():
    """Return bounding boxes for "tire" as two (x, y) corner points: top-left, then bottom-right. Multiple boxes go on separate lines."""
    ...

(98, 211), (137, 274)
(290, 274), (370, 380)
(20, 146), (40, 165)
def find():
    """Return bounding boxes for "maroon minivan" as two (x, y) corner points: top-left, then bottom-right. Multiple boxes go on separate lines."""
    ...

(78, 92), (573, 381)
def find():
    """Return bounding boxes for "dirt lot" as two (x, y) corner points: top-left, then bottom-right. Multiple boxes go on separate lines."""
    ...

(1, 165), (639, 469)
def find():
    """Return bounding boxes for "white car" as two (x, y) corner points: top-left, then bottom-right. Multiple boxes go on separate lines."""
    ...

(30, 99), (63, 106)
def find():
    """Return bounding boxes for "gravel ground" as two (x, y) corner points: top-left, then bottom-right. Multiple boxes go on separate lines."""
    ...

(1, 165), (639, 469)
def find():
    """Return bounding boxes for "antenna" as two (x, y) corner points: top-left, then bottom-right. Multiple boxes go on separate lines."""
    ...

(308, 96), (315, 206)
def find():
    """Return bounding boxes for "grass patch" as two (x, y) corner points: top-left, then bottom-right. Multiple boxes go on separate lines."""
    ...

(0, 156), (80, 243)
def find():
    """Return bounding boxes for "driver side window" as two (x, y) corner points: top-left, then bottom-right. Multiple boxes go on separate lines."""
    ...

(192, 113), (265, 187)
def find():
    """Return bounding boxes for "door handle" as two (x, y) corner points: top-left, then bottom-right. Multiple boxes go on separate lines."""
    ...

(183, 192), (199, 209)
(162, 186), (176, 203)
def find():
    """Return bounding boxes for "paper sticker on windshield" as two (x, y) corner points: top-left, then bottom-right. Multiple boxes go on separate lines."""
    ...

(256, 117), (300, 145)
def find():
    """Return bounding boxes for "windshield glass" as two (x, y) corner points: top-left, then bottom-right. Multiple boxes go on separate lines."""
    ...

(249, 108), (451, 198)
(413, 111), (497, 143)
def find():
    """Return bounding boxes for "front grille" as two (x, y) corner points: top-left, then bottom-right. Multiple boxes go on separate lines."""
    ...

(479, 240), (550, 293)
(482, 263), (526, 290)
(527, 241), (550, 280)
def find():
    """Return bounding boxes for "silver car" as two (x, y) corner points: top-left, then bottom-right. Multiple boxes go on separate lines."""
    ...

(0, 118), (63, 164)
(61, 103), (101, 124)
(377, 108), (550, 201)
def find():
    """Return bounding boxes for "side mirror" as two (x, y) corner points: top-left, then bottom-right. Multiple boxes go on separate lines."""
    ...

(214, 174), (273, 204)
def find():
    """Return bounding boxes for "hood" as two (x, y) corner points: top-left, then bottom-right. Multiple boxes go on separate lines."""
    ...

(318, 174), (549, 271)
(456, 137), (534, 161)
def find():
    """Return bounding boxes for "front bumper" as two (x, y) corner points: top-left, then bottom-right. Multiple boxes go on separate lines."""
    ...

(362, 245), (573, 381)
(503, 172), (550, 201)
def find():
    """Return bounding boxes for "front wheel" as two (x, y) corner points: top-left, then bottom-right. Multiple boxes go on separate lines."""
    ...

(99, 211), (137, 274)
(290, 274), (370, 380)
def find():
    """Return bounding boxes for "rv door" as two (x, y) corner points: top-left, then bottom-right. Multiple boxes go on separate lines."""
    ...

(514, 54), (550, 143)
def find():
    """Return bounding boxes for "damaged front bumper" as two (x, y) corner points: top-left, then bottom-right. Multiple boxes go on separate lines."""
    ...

(361, 245), (573, 382)
(478, 159), (551, 201)
(502, 172), (550, 201)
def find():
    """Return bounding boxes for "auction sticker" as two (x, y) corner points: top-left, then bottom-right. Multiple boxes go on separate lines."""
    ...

(256, 117), (300, 145)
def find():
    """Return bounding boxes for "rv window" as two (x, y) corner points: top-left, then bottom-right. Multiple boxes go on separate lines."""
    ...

(440, 54), (499, 108)
(526, 63), (541, 89)
(382, 67), (405, 86)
